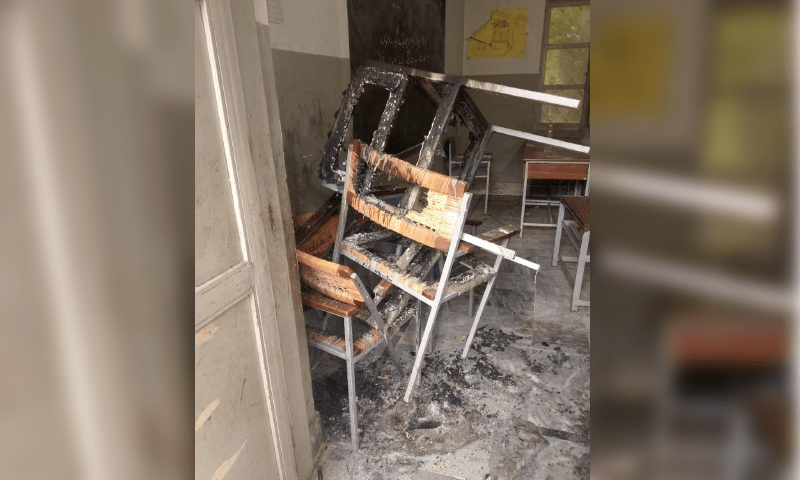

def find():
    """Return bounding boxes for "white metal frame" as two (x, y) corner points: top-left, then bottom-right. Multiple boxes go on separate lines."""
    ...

(450, 154), (491, 215)
(519, 160), (589, 234)
(334, 149), (541, 402)
(552, 200), (590, 311)
(304, 272), (420, 450)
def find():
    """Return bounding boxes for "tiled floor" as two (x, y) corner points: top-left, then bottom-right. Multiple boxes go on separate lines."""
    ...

(310, 196), (589, 480)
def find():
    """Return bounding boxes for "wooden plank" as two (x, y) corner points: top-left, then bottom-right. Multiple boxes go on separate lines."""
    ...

(458, 225), (521, 254)
(293, 192), (341, 247)
(298, 264), (365, 306)
(527, 163), (589, 180)
(421, 260), (494, 300)
(306, 325), (383, 358)
(562, 196), (590, 232)
(292, 211), (316, 229)
(297, 214), (340, 258)
(296, 249), (353, 279)
(354, 140), (466, 197)
(341, 242), (432, 296)
(301, 290), (361, 317)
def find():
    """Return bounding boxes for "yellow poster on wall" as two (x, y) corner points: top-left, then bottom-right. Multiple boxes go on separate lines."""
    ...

(468, 8), (528, 59)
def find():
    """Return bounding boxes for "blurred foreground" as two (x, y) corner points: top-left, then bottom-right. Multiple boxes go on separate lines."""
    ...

(0, 0), (193, 479)
(592, 0), (797, 479)
(0, 0), (798, 479)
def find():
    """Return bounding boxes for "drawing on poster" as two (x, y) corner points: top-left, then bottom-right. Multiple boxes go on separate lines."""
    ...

(468, 8), (527, 59)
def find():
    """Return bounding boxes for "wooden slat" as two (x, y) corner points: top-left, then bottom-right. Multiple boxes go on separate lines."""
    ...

(292, 211), (316, 229)
(346, 142), (465, 252)
(306, 325), (383, 358)
(458, 225), (521, 254)
(353, 140), (466, 197)
(341, 242), (432, 296)
(421, 259), (494, 300)
(301, 290), (361, 317)
(526, 163), (589, 180)
(562, 196), (590, 232)
(298, 264), (365, 306)
(297, 214), (340, 257)
(296, 249), (353, 279)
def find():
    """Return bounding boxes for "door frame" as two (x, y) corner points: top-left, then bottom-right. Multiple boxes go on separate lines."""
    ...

(195, 1), (306, 478)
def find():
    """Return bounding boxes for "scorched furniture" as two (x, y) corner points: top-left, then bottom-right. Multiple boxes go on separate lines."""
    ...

(294, 215), (418, 450)
(333, 140), (537, 402)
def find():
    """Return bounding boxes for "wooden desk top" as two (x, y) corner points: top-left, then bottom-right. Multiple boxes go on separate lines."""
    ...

(562, 195), (590, 231)
(524, 143), (589, 162)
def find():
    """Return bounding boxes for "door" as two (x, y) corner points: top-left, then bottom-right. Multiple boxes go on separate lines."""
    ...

(195, 1), (298, 478)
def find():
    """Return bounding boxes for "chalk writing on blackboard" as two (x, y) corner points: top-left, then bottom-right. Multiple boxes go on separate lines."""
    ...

(377, 29), (432, 69)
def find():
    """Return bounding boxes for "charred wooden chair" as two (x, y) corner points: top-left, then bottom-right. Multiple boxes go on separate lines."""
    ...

(293, 215), (417, 450)
(333, 140), (539, 402)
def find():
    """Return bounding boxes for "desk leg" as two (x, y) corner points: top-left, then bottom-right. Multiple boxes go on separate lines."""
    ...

(519, 163), (528, 238)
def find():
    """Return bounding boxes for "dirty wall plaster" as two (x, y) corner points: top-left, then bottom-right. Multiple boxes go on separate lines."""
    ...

(271, 49), (351, 214)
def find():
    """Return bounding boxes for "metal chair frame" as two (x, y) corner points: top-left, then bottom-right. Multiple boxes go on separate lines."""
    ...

(333, 142), (540, 402)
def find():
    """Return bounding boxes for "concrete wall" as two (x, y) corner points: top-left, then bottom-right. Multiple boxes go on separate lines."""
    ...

(445, 0), (589, 196)
(263, 0), (351, 216)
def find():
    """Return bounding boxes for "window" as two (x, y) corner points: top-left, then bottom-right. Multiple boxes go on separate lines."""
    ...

(539, 2), (590, 127)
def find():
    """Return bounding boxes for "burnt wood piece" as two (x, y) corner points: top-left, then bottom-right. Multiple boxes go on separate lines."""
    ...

(297, 250), (366, 306)
(400, 81), (464, 209)
(318, 66), (407, 189)
(561, 195), (590, 232)
(457, 225), (521, 254)
(360, 145), (466, 196)
(297, 214), (340, 258)
(347, 141), (465, 252)
(460, 126), (493, 187)
(296, 249), (354, 279)
(301, 290), (362, 317)
(465, 219), (483, 227)
(421, 260), (494, 300)
(363, 75), (410, 191)
(526, 163), (589, 180)
(294, 192), (341, 248)
(305, 324), (382, 358)
(341, 242), (433, 297)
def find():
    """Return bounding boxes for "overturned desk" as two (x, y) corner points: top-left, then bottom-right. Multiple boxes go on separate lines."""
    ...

(519, 143), (590, 236)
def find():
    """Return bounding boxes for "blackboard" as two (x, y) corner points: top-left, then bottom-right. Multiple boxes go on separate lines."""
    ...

(347, 0), (445, 154)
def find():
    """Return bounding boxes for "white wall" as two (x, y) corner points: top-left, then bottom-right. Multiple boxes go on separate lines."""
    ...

(257, 0), (349, 59)
(462, 0), (546, 76)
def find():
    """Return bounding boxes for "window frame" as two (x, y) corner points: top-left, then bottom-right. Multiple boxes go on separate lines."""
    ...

(538, 0), (590, 133)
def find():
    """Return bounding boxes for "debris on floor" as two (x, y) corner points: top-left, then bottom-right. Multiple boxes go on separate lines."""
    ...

(312, 198), (589, 480)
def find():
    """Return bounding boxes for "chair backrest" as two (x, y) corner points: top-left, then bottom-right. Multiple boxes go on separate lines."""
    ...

(295, 250), (366, 307)
(345, 140), (469, 252)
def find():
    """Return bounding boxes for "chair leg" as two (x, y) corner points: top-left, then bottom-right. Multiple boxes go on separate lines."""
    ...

(463, 241), (507, 359)
(469, 287), (474, 317)
(344, 316), (358, 450)
(552, 203), (566, 267)
(571, 231), (590, 312)
(484, 163), (490, 215)
(519, 165), (528, 238)
(382, 327), (406, 376)
(404, 299), (443, 402)
(415, 300), (422, 387)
